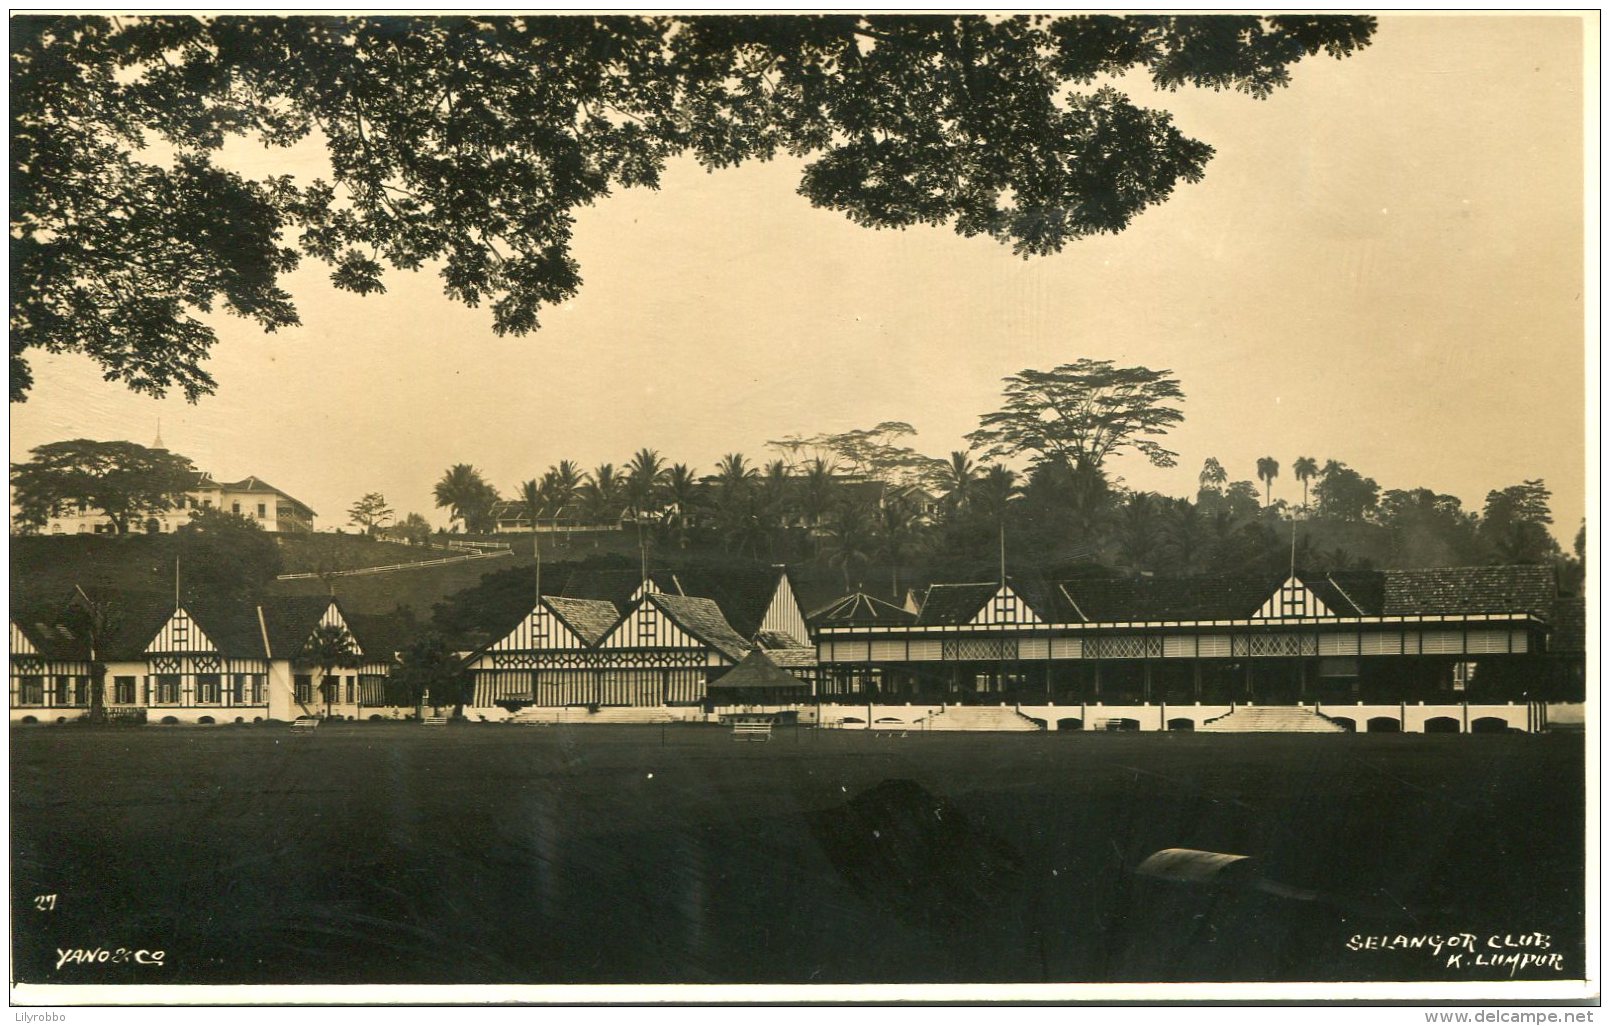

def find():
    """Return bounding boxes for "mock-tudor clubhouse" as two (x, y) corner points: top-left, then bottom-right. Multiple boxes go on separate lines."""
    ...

(9, 563), (1586, 733)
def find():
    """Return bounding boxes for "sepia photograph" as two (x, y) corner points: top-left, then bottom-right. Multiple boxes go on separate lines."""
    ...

(7, 11), (1596, 1005)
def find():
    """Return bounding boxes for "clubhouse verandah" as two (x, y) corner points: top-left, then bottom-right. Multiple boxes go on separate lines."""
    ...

(812, 567), (1582, 708)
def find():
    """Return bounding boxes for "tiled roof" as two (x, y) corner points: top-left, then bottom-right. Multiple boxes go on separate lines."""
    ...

(753, 629), (811, 650)
(1548, 595), (1586, 654)
(1058, 574), (1284, 622)
(811, 590), (918, 627)
(762, 646), (818, 669)
(553, 569), (676, 611)
(11, 612), (90, 661)
(667, 566), (789, 639)
(709, 648), (810, 689)
(543, 596), (619, 646)
(345, 611), (416, 661)
(648, 593), (750, 662)
(259, 595), (339, 657)
(216, 476), (315, 516)
(1380, 566), (1558, 617)
(914, 583), (1001, 626)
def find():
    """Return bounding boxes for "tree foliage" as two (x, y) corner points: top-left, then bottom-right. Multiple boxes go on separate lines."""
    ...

(11, 14), (1375, 403)
(347, 492), (394, 535)
(176, 506), (284, 603)
(433, 463), (499, 533)
(11, 438), (197, 533)
(969, 360), (1186, 471)
(1312, 459), (1379, 523)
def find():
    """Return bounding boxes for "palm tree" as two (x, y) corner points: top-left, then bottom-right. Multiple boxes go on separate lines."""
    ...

(821, 500), (877, 591)
(800, 457), (838, 553)
(1116, 492), (1158, 571)
(937, 450), (977, 515)
(975, 464), (1020, 526)
(660, 463), (700, 548)
(714, 452), (758, 493)
(875, 493), (927, 595)
(625, 448), (667, 521)
(1256, 456), (1280, 508)
(579, 463), (624, 524)
(434, 463), (494, 531)
(1162, 497), (1207, 574)
(301, 623), (359, 718)
(518, 478), (545, 529)
(1293, 456), (1318, 510)
(548, 460), (586, 514)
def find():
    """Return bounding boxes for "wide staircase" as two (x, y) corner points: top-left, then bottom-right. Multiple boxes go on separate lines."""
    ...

(1199, 705), (1347, 733)
(923, 705), (1044, 732)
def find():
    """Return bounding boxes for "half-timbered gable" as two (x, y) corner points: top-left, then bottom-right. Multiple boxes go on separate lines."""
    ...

(966, 584), (1046, 628)
(146, 607), (219, 655)
(1252, 576), (1335, 620)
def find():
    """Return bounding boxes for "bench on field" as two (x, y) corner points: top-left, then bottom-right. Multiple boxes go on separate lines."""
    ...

(290, 716), (319, 733)
(732, 720), (772, 741)
(423, 715), (448, 727)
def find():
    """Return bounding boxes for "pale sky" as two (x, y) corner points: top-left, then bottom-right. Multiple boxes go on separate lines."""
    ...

(9, 15), (1591, 541)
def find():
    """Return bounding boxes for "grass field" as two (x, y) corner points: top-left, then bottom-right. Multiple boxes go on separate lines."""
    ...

(10, 726), (1585, 987)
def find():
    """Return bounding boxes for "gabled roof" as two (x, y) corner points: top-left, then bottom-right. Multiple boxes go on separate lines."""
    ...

(542, 596), (619, 646)
(1381, 566), (1557, 617)
(647, 593), (750, 662)
(666, 565), (791, 640)
(914, 582), (1008, 626)
(259, 595), (340, 657)
(1056, 574), (1282, 622)
(10, 613), (89, 661)
(812, 590), (918, 627)
(709, 648), (809, 689)
(185, 600), (271, 658)
(553, 568), (675, 611)
(754, 629), (811, 650)
(345, 611), (416, 662)
(215, 476), (315, 516)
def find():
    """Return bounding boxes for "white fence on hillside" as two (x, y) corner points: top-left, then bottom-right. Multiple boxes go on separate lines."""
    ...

(275, 548), (512, 580)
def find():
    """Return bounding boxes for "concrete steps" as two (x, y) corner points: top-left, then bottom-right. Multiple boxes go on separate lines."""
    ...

(923, 706), (1044, 732)
(1199, 705), (1347, 732)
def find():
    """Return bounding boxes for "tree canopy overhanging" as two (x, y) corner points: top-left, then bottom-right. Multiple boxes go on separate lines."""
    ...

(10, 13), (1376, 403)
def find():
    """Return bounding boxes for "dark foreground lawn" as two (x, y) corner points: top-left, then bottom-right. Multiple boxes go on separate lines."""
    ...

(11, 725), (1585, 986)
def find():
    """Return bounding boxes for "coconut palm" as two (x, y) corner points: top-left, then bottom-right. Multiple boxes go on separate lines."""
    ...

(433, 463), (498, 532)
(625, 448), (667, 521)
(660, 463), (700, 548)
(937, 450), (978, 515)
(1256, 456), (1280, 508)
(800, 457), (838, 552)
(875, 492), (924, 595)
(579, 463), (625, 524)
(1293, 456), (1318, 510)
(821, 500), (878, 591)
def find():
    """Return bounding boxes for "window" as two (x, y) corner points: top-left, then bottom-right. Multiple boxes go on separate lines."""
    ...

(196, 674), (221, 704)
(156, 675), (181, 704)
(257, 503), (266, 519)
(295, 675), (313, 704)
(54, 676), (72, 705)
(346, 677), (356, 703)
(1452, 661), (1477, 692)
(231, 675), (248, 704)
(20, 677), (43, 705)
(114, 676), (136, 704)
(203, 498), (212, 508)
(232, 501), (240, 514)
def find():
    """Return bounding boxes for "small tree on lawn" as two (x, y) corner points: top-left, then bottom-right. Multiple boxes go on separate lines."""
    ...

(300, 623), (359, 718)
(394, 633), (468, 719)
(65, 586), (120, 724)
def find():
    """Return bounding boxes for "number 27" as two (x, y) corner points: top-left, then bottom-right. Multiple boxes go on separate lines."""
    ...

(33, 894), (56, 911)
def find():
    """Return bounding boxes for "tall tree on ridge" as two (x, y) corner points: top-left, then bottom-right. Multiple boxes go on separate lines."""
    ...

(1292, 456), (1318, 511)
(1255, 456), (1280, 508)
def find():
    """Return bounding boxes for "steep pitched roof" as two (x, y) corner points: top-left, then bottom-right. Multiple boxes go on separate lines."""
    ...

(216, 476), (315, 516)
(258, 595), (337, 656)
(345, 611), (416, 661)
(553, 568), (675, 611)
(10, 613), (89, 661)
(666, 565), (790, 639)
(913, 582), (1003, 626)
(542, 596), (618, 646)
(648, 593), (750, 662)
(709, 648), (809, 689)
(1058, 575), (1281, 622)
(811, 590), (918, 627)
(754, 629), (811, 650)
(1309, 571), (1386, 616)
(187, 599), (271, 658)
(1381, 566), (1558, 617)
